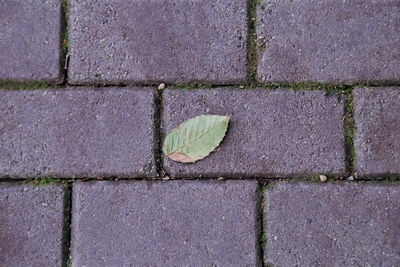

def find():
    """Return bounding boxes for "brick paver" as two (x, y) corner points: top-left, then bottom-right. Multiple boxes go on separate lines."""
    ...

(0, 0), (63, 82)
(68, 0), (248, 85)
(354, 87), (400, 177)
(71, 180), (259, 266)
(256, 0), (400, 84)
(264, 182), (400, 266)
(162, 89), (346, 178)
(0, 88), (156, 178)
(0, 184), (66, 266)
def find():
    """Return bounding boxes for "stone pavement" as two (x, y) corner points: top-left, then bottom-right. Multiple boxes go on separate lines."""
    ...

(1, 0), (399, 266)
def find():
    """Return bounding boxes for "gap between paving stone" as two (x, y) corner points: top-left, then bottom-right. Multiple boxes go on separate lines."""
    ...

(257, 181), (267, 267)
(3, 81), (400, 90)
(61, 0), (69, 84)
(2, 175), (400, 187)
(343, 90), (356, 177)
(247, 0), (260, 82)
(61, 184), (73, 267)
(154, 85), (164, 178)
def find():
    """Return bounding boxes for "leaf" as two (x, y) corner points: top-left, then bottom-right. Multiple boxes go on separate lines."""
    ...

(163, 114), (230, 163)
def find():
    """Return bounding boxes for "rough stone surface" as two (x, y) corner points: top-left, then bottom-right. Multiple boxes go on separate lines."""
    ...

(0, 184), (66, 266)
(71, 180), (259, 266)
(0, 0), (63, 82)
(162, 89), (346, 178)
(354, 87), (400, 177)
(0, 88), (156, 178)
(264, 182), (400, 266)
(68, 0), (248, 85)
(257, 0), (400, 84)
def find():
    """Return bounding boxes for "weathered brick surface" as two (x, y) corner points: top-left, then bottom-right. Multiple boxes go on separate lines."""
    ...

(264, 182), (400, 266)
(257, 0), (400, 84)
(162, 89), (346, 178)
(0, 88), (156, 178)
(354, 87), (400, 177)
(0, 0), (63, 82)
(0, 184), (66, 266)
(71, 180), (259, 266)
(68, 0), (248, 85)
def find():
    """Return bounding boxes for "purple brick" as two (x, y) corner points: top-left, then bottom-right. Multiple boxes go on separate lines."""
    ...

(257, 0), (400, 84)
(0, 88), (156, 178)
(68, 0), (248, 85)
(0, 184), (66, 266)
(0, 0), (63, 82)
(162, 89), (346, 178)
(354, 87), (400, 177)
(264, 182), (400, 266)
(71, 180), (259, 266)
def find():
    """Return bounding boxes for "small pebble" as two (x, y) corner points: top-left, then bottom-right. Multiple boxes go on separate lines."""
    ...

(158, 83), (166, 90)
(319, 175), (328, 182)
(162, 176), (170, 180)
(347, 176), (354, 181)
(239, 85), (245, 89)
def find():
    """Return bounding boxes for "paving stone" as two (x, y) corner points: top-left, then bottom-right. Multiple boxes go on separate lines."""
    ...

(257, 0), (400, 84)
(162, 89), (346, 178)
(0, 0), (63, 82)
(0, 88), (156, 178)
(68, 0), (248, 85)
(354, 87), (400, 177)
(0, 184), (66, 266)
(71, 180), (259, 266)
(264, 182), (400, 266)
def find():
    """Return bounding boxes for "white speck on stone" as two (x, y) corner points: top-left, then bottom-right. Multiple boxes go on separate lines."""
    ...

(319, 175), (328, 182)
(158, 83), (166, 90)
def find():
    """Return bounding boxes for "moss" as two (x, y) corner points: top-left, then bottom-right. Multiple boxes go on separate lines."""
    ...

(65, 257), (72, 267)
(0, 81), (51, 90)
(168, 83), (209, 90)
(62, 0), (69, 68)
(252, 82), (352, 91)
(164, 84), (241, 90)
(62, 0), (69, 53)
(258, 181), (267, 266)
(32, 178), (63, 186)
(344, 90), (356, 175)
(247, 0), (260, 83)
(63, 30), (69, 56)
(147, 81), (359, 93)
(260, 232), (266, 247)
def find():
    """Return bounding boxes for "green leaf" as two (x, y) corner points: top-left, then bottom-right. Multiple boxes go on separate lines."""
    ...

(163, 114), (230, 163)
